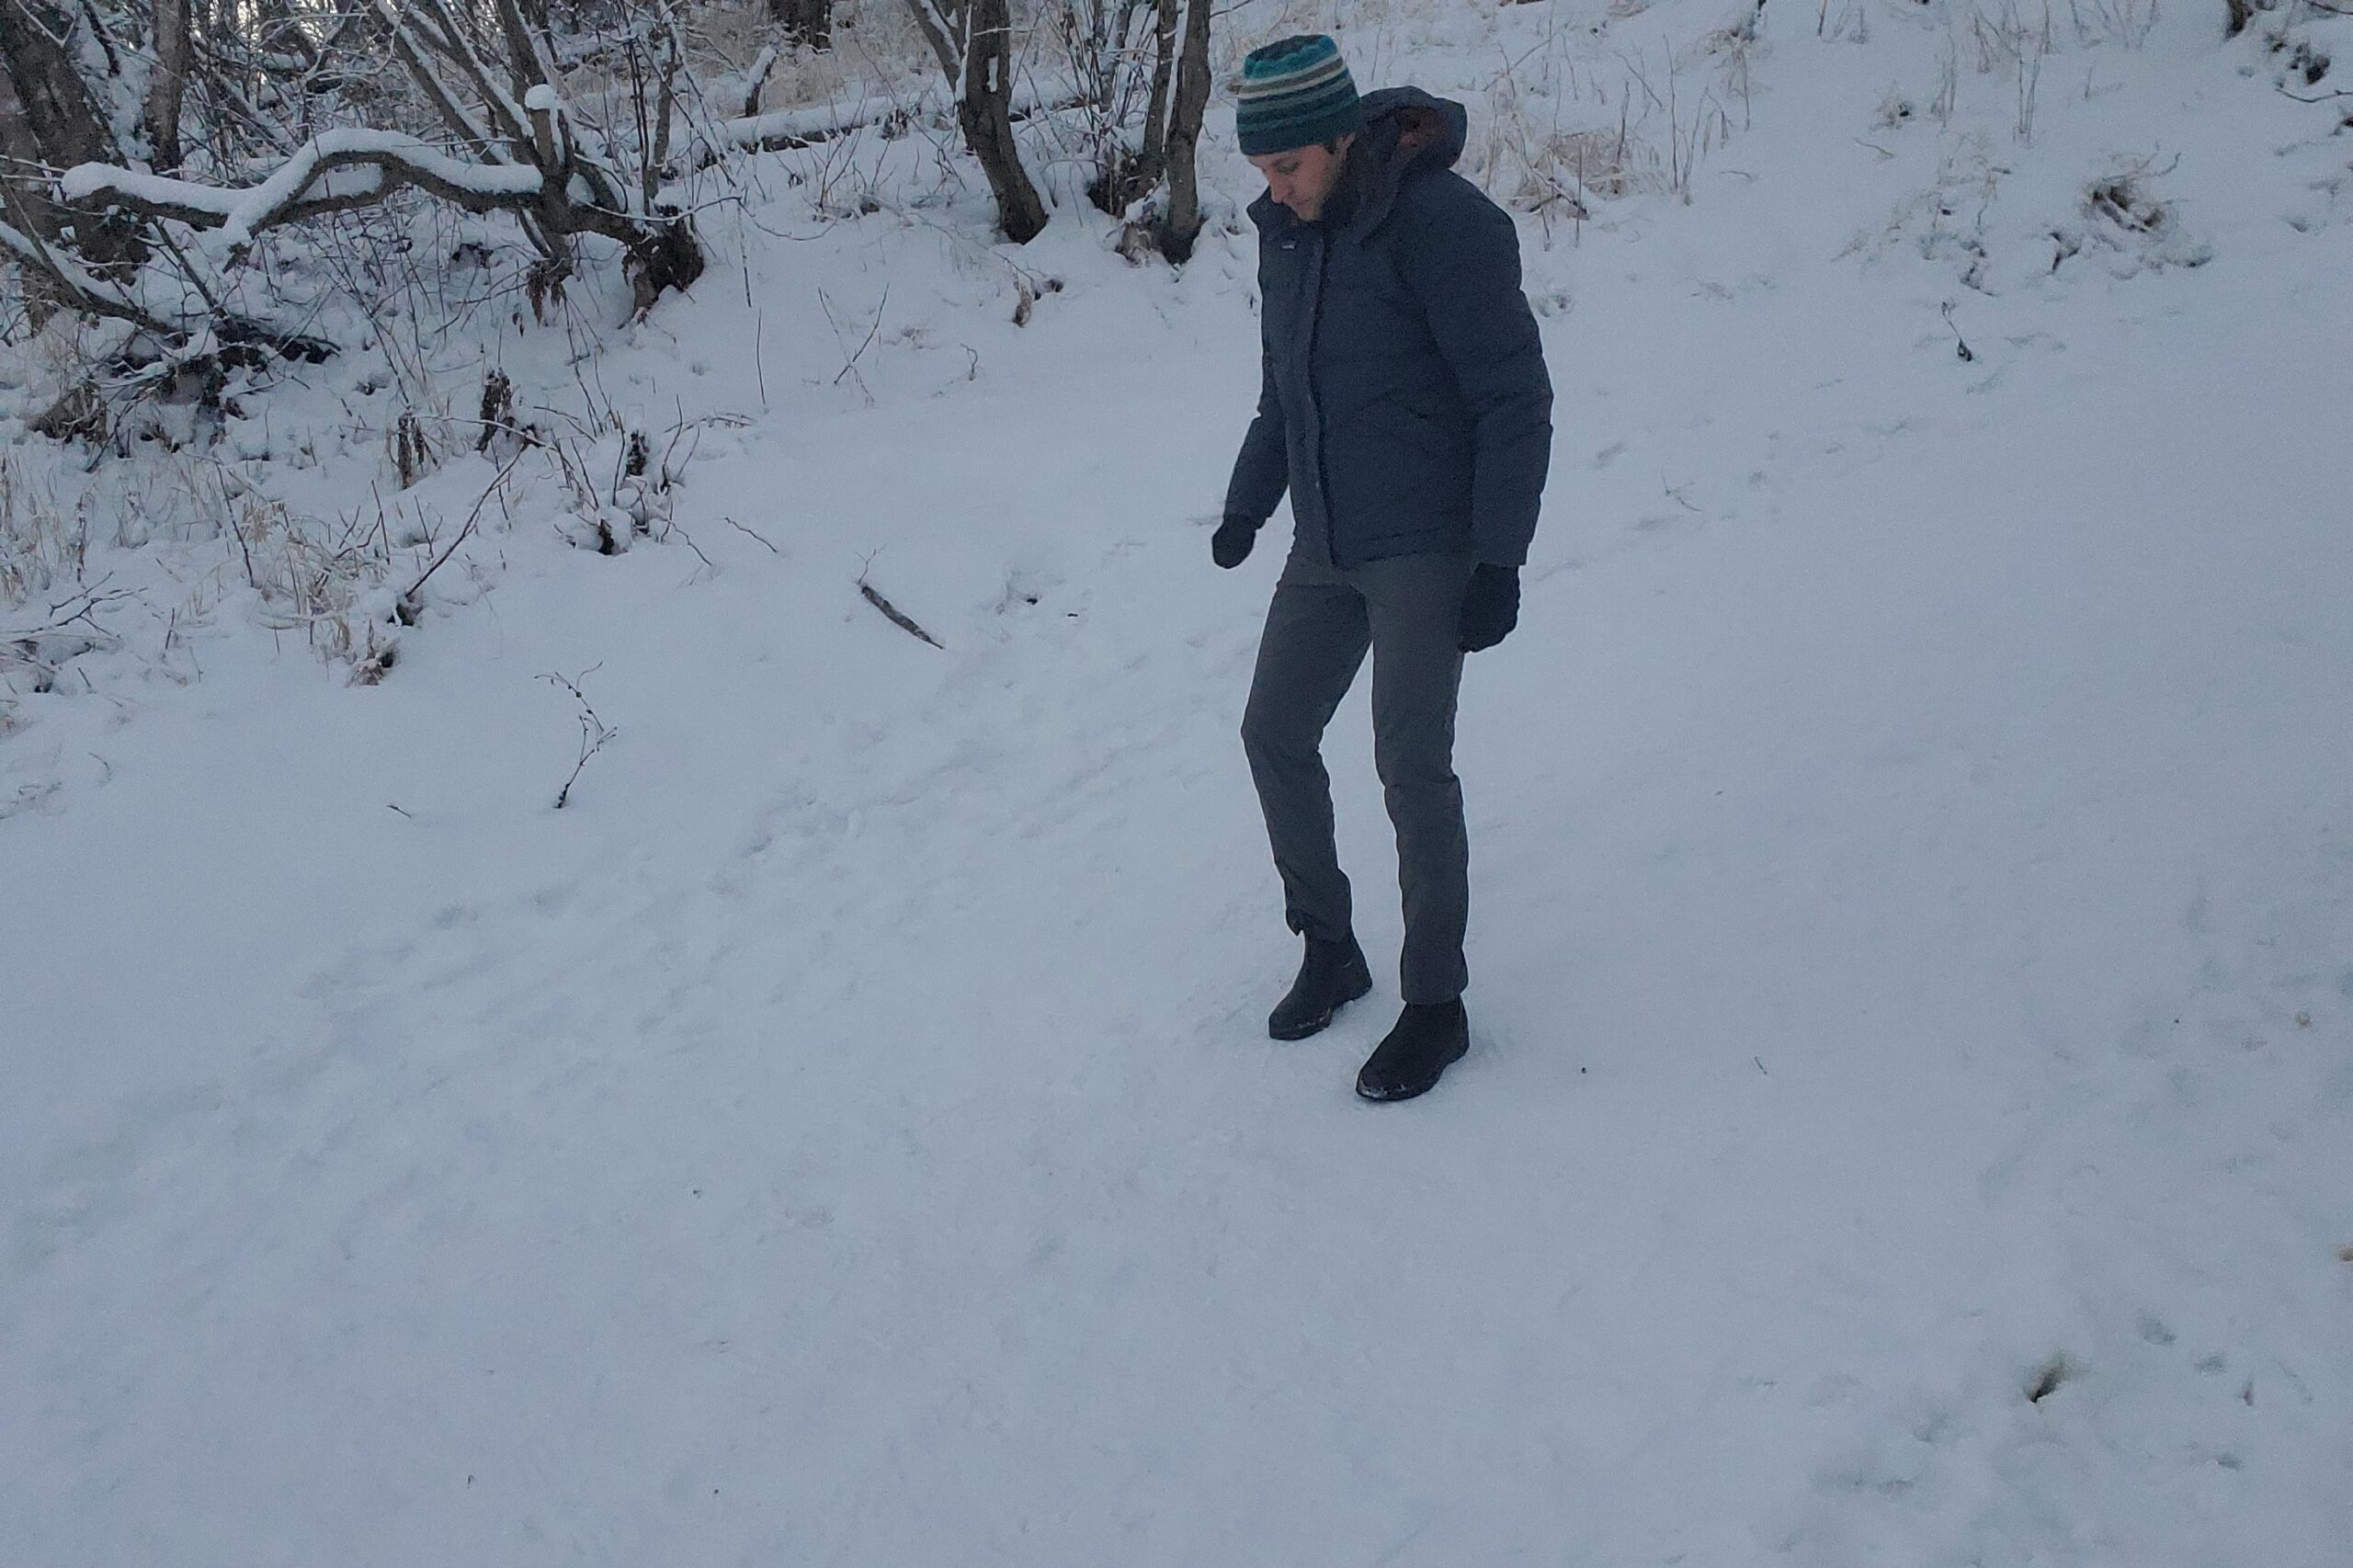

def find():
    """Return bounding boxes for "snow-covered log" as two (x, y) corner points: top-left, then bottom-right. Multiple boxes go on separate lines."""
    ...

(687, 76), (1082, 170)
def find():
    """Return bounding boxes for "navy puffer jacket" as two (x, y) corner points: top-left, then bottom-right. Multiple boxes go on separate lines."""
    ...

(1224, 86), (1554, 569)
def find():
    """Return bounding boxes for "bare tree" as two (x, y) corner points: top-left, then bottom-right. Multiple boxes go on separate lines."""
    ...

(904, 0), (1050, 243)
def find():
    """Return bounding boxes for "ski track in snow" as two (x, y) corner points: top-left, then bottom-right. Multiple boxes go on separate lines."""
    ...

(6, 2), (2353, 1562)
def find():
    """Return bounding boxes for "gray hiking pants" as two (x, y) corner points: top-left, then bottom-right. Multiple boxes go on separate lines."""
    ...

(1242, 547), (1477, 1005)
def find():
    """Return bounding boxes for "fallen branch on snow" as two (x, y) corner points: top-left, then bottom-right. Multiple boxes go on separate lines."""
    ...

(858, 577), (944, 650)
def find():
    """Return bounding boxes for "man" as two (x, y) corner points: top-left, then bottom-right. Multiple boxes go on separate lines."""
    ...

(1216, 34), (1553, 1103)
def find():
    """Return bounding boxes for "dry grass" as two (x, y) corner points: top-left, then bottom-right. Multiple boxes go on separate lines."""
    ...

(0, 450), (81, 610)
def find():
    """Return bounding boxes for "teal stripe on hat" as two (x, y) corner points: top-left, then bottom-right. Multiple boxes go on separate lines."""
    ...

(1236, 33), (1364, 155)
(1238, 52), (1348, 103)
(1241, 32), (1341, 85)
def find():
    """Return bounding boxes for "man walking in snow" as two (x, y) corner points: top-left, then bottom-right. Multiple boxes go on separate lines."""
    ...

(1216, 35), (1553, 1102)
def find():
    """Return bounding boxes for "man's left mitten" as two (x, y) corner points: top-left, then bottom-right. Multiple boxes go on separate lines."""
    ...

(1458, 563), (1521, 653)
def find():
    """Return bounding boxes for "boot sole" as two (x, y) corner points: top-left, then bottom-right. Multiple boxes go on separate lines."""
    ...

(1267, 972), (1374, 1041)
(1355, 1033), (1469, 1102)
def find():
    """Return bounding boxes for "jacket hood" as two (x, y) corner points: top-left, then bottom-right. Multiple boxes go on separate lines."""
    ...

(1356, 85), (1470, 177)
(1249, 85), (1469, 235)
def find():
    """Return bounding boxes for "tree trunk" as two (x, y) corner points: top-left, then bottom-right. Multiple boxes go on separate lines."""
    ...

(1138, 0), (1177, 178)
(958, 0), (1049, 243)
(0, 1), (119, 171)
(1157, 0), (1211, 262)
(769, 0), (834, 50)
(146, 0), (195, 172)
(1088, 0), (1173, 215)
(0, 0), (147, 271)
(0, 83), (67, 324)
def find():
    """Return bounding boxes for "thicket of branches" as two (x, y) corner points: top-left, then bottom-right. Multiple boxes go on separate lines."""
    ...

(901, 0), (1212, 247)
(2, 0), (1219, 445)
(3, 2), (710, 349)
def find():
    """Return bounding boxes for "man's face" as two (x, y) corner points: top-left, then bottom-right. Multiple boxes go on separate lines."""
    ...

(1248, 135), (1355, 222)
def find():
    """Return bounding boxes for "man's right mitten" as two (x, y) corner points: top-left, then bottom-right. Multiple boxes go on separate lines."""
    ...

(1212, 515), (1261, 569)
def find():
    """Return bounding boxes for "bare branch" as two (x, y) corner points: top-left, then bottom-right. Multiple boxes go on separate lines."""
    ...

(401, 450), (524, 615)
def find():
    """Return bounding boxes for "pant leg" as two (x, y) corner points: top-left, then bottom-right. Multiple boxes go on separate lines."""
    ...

(1354, 553), (1477, 1004)
(1241, 551), (1372, 945)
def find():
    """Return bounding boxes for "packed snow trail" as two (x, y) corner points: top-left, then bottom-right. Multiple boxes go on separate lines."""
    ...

(7, 7), (2353, 1563)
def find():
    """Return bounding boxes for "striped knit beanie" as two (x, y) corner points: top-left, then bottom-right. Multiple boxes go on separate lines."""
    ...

(1234, 34), (1364, 156)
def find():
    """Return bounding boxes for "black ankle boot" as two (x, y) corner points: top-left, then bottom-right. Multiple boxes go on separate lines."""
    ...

(1355, 1000), (1469, 1101)
(1267, 935), (1374, 1040)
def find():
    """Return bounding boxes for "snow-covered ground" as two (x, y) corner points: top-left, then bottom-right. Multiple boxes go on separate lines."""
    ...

(6, 1), (2351, 1562)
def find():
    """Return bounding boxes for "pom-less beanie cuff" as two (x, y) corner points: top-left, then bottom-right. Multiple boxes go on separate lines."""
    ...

(1235, 34), (1364, 155)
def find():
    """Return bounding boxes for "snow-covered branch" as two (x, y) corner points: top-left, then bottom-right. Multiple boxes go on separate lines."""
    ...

(62, 130), (544, 256)
(0, 210), (333, 360)
(5, 0), (706, 385)
(0, 213), (155, 328)
(906, 0), (968, 82)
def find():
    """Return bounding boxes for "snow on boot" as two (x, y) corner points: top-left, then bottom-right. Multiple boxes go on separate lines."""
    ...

(1267, 935), (1374, 1040)
(1355, 1000), (1469, 1101)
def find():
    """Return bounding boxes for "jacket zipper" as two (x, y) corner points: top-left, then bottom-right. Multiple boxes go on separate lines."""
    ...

(1305, 226), (1339, 568)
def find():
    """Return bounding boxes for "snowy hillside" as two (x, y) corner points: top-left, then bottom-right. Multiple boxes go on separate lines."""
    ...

(6, 0), (2351, 1562)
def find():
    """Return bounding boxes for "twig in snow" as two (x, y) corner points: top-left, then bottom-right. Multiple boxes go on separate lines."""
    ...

(856, 562), (943, 649)
(753, 303), (769, 411)
(3, 577), (137, 649)
(722, 515), (781, 554)
(228, 502), (263, 589)
(1941, 301), (1975, 362)
(540, 665), (619, 810)
(669, 521), (717, 579)
(402, 450), (522, 619)
(819, 283), (890, 397)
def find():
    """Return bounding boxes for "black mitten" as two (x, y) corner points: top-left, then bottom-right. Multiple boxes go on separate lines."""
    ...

(1458, 563), (1521, 653)
(1212, 515), (1260, 569)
